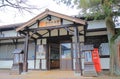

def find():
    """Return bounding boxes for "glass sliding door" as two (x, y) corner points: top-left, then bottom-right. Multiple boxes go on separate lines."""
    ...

(49, 43), (60, 69)
(60, 43), (72, 70)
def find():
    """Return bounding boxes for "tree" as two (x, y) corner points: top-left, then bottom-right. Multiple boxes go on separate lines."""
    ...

(0, 0), (39, 13)
(54, 0), (120, 75)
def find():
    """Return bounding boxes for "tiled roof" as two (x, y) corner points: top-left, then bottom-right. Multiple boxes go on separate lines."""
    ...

(0, 23), (25, 31)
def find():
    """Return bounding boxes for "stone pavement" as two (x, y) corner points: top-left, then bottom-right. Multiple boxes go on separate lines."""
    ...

(0, 69), (120, 79)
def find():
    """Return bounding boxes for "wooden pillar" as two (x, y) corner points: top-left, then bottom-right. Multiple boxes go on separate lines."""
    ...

(15, 39), (18, 49)
(13, 39), (18, 49)
(34, 39), (37, 69)
(73, 26), (81, 74)
(23, 33), (29, 72)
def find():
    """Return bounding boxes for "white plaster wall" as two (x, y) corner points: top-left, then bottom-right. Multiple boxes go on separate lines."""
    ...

(73, 58), (110, 70)
(100, 58), (110, 69)
(35, 59), (40, 69)
(28, 60), (34, 69)
(41, 59), (47, 70)
(0, 60), (13, 68)
(0, 60), (35, 69)
(35, 59), (47, 70)
(2, 30), (17, 37)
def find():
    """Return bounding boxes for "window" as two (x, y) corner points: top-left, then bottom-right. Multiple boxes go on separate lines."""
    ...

(99, 43), (110, 57)
(0, 33), (4, 37)
(61, 43), (71, 59)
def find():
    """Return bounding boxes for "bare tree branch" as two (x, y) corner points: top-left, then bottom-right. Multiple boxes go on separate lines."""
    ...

(0, 0), (40, 14)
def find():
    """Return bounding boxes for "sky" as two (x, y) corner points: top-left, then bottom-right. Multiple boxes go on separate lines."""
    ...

(0, 0), (119, 27)
(0, 0), (80, 25)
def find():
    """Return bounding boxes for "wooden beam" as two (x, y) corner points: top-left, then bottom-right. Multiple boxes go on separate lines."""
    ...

(64, 26), (74, 35)
(19, 24), (83, 39)
(60, 18), (63, 25)
(0, 36), (24, 40)
(41, 31), (49, 36)
(19, 30), (36, 40)
(26, 24), (82, 32)
(37, 20), (40, 28)
(58, 29), (60, 36)
(48, 30), (51, 37)
(19, 30), (27, 35)
(12, 39), (18, 49)
(34, 32), (42, 37)
(37, 35), (72, 39)
(84, 23), (88, 40)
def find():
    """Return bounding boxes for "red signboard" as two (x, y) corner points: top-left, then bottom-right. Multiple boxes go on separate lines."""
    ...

(92, 48), (101, 73)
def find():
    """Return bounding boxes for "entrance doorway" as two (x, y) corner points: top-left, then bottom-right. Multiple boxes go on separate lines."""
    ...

(60, 43), (72, 70)
(47, 36), (73, 70)
(49, 43), (72, 70)
(49, 43), (60, 69)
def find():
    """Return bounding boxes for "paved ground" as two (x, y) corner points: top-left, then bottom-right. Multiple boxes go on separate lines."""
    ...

(0, 69), (120, 79)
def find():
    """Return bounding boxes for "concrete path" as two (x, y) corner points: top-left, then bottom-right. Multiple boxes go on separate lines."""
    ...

(0, 70), (120, 79)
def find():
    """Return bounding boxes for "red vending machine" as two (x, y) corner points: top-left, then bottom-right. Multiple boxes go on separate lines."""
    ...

(92, 48), (101, 73)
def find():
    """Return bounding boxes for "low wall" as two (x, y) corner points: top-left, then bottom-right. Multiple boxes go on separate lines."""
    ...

(100, 58), (110, 69)
(0, 58), (110, 70)
(0, 60), (34, 69)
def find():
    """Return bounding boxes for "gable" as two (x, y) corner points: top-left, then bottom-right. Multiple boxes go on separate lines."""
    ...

(15, 9), (87, 42)
(16, 9), (86, 31)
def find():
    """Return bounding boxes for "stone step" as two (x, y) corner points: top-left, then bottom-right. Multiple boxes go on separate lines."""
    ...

(83, 71), (97, 77)
(83, 62), (97, 77)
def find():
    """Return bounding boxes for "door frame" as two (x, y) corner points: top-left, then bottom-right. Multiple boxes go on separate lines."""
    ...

(48, 43), (60, 70)
(60, 42), (73, 70)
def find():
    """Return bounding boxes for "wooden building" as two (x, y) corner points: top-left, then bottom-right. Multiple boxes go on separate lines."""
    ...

(0, 9), (109, 73)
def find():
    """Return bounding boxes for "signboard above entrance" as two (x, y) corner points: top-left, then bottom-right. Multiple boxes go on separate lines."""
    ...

(39, 19), (61, 27)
